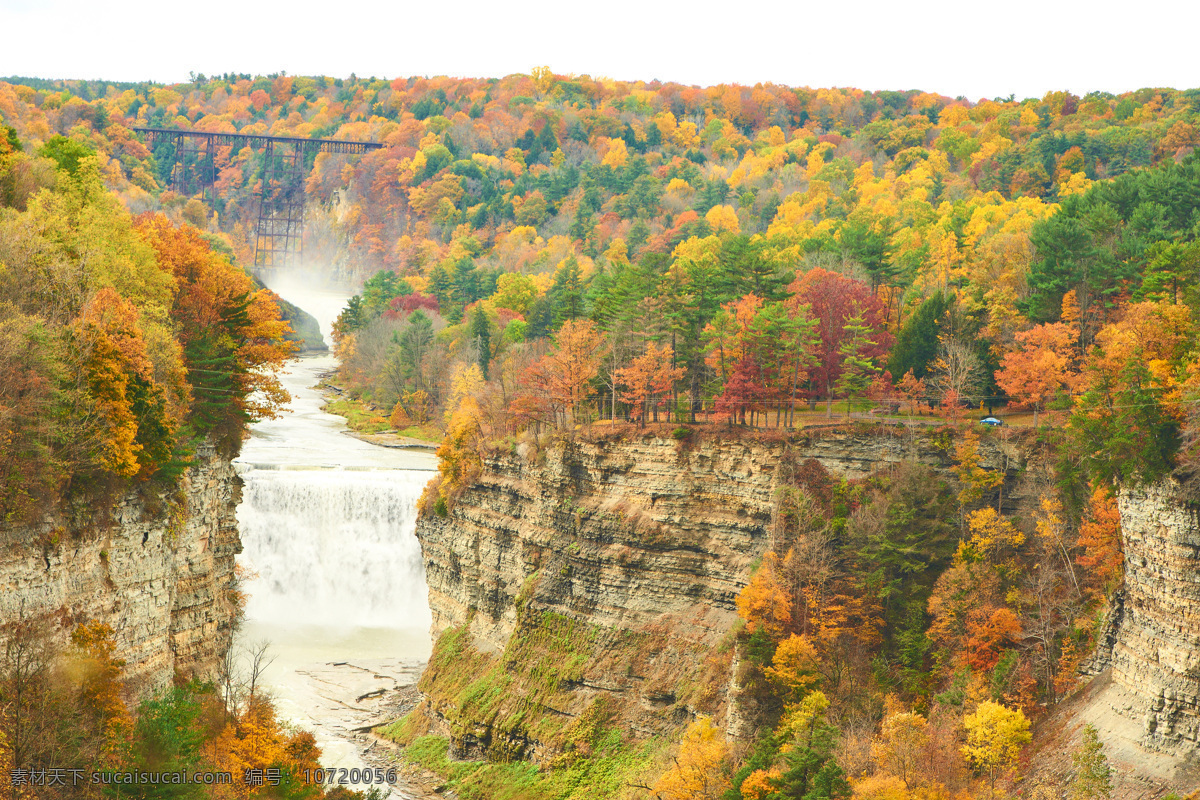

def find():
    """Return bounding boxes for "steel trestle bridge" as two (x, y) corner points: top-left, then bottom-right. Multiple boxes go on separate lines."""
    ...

(133, 127), (382, 270)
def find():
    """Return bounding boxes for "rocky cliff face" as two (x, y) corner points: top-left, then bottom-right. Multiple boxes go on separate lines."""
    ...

(0, 443), (243, 695)
(1108, 483), (1200, 750)
(416, 421), (1200, 791)
(414, 426), (1021, 759)
(1033, 482), (1200, 795)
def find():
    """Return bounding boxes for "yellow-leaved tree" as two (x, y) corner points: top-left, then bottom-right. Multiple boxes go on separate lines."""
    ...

(432, 369), (485, 512)
(652, 716), (730, 800)
(705, 204), (740, 234)
(735, 551), (792, 639)
(764, 634), (821, 706)
(871, 709), (928, 788)
(961, 701), (1031, 798)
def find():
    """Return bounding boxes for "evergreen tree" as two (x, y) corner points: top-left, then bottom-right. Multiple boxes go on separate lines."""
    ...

(116, 686), (207, 799)
(335, 295), (366, 334)
(578, 175), (602, 213)
(840, 212), (897, 290)
(888, 292), (950, 379)
(470, 306), (491, 380)
(1070, 724), (1113, 800)
(569, 209), (594, 241)
(398, 311), (435, 392)
(550, 256), (585, 326)
(834, 314), (880, 417)
(770, 693), (851, 799)
(427, 263), (453, 311)
(719, 235), (782, 300)
(627, 218), (650, 256)
(449, 256), (480, 322)
(526, 295), (555, 340)
(360, 269), (411, 318)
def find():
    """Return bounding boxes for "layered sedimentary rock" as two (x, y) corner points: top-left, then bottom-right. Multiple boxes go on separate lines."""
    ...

(1109, 483), (1200, 750)
(0, 443), (243, 695)
(421, 435), (776, 653)
(415, 426), (1021, 758)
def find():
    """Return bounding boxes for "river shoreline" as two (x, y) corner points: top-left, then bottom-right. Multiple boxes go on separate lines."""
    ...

(314, 370), (441, 452)
(234, 344), (439, 799)
(236, 284), (442, 800)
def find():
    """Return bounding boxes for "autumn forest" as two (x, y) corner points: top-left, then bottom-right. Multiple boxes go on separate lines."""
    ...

(3, 68), (1200, 799)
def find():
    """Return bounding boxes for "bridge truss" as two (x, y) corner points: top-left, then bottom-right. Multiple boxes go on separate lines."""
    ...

(133, 127), (382, 270)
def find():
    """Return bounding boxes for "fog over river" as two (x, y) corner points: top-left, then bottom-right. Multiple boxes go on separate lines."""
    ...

(232, 280), (436, 798)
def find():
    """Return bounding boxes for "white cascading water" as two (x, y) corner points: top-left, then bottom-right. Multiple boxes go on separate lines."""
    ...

(232, 278), (435, 797)
(239, 470), (431, 629)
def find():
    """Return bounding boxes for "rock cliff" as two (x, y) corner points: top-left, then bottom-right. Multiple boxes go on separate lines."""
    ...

(414, 420), (1200, 793)
(414, 425), (1021, 760)
(1030, 482), (1200, 795)
(0, 442), (243, 695)
(1108, 483), (1200, 751)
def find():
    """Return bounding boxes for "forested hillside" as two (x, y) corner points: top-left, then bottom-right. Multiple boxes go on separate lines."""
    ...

(0, 140), (298, 526)
(3, 74), (1199, 449)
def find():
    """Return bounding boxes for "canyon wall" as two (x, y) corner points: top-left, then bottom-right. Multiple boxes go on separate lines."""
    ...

(417, 423), (1200, 789)
(1109, 483), (1200, 749)
(1040, 483), (1200, 794)
(0, 442), (243, 695)
(414, 425), (1021, 759)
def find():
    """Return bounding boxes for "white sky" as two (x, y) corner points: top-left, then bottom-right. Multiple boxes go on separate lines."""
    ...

(2, 0), (1196, 101)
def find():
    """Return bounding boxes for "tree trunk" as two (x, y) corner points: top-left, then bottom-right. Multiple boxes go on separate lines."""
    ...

(789, 363), (800, 428)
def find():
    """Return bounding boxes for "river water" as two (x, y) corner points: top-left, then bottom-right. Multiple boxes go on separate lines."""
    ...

(232, 284), (436, 797)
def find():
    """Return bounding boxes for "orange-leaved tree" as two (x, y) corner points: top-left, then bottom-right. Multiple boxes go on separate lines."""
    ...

(995, 322), (1077, 425)
(136, 214), (295, 449)
(616, 341), (684, 426)
(736, 551), (792, 639)
(1076, 484), (1123, 598)
(523, 319), (608, 429)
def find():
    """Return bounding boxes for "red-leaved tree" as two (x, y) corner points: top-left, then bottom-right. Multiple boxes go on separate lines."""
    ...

(789, 268), (893, 413)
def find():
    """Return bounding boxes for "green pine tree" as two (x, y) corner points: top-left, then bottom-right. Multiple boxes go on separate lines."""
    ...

(834, 313), (880, 418)
(1070, 724), (1113, 800)
(470, 306), (491, 380)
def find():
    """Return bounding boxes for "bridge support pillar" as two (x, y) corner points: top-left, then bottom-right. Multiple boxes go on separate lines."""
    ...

(254, 140), (306, 271)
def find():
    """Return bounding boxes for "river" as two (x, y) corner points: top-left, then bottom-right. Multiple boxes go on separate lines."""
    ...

(232, 282), (436, 798)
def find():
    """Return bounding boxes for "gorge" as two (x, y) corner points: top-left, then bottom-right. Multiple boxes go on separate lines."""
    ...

(231, 285), (436, 795)
(5, 310), (1200, 797)
(8, 68), (1200, 800)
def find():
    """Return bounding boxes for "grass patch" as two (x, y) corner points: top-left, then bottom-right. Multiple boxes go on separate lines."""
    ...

(394, 423), (443, 443)
(417, 614), (604, 755)
(387, 730), (665, 800)
(322, 397), (390, 433)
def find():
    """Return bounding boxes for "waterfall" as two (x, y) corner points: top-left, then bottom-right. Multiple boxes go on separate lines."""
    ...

(226, 285), (435, 796)
(237, 468), (431, 631)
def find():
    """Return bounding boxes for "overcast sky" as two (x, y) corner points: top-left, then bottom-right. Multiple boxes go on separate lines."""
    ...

(2, 0), (1196, 101)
